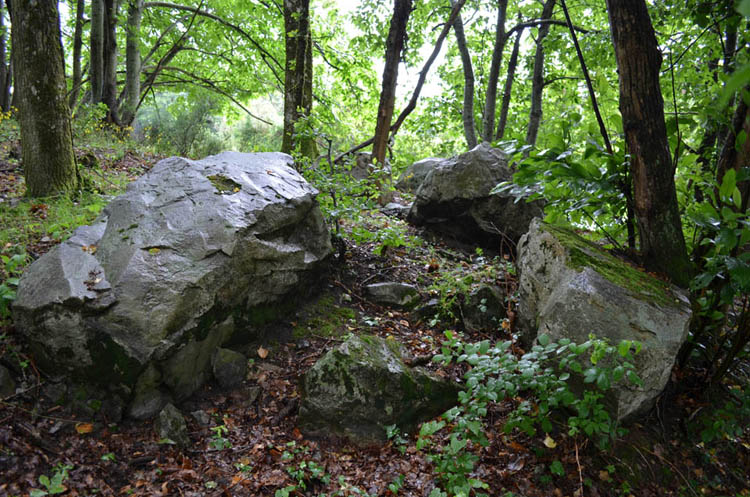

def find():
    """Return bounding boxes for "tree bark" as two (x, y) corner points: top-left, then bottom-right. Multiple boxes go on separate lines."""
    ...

(452, 0), (476, 149)
(480, 0), (508, 142)
(0, 0), (10, 112)
(121, 0), (142, 125)
(9, 0), (77, 196)
(495, 27), (521, 141)
(90, 0), (104, 103)
(102, 0), (120, 124)
(606, 0), (691, 286)
(372, 0), (412, 167)
(525, 0), (555, 147)
(68, 0), (85, 110)
(281, 0), (312, 157)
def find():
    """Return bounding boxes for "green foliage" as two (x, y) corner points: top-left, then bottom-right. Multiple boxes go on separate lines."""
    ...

(0, 252), (26, 319)
(493, 139), (631, 243)
(137, 92), (228, 157)
(421, 331), (641, 495)
(693, 386), (750, 444)
(29, 463), (72, 497)
(209, 423), (232, 450)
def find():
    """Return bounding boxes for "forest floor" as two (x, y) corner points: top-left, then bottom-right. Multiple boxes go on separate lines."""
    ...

(0, 148), (749, 497)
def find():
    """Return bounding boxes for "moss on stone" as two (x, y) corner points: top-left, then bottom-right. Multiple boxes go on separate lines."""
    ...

(292, 295), (355, 339)
(540, 223), (678, 307)
(207, 174), (241, 194)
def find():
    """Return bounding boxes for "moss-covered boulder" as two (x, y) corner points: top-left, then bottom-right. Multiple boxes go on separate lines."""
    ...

(517, 219), (692, 420)
(298, 335), (458, 446)
(13, 152), (331, 414)
(406, 143), (543, 246)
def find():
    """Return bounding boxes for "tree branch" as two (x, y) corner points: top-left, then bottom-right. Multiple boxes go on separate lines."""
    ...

(144, 1), (283, 85)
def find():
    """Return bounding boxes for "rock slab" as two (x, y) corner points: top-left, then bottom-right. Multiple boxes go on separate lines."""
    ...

(517, 219), (692, 420)
(407, 143), (543, 246)
(13, 151), (331, 410)
(299, 335), (457, 446)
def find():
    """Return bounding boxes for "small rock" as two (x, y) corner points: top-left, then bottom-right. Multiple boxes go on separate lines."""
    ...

(243, 386), (261, 408)
(364, 282), (420, 309)
(211, 348), (247, 389)
(381, 202), (412, 219)
(413, 298), (441, 320)
(191, 410), (211, 426)
(41, 380), (67, 404)
(154, 403), (190, 448)
(461, 285), (506, 332)
(129, 388), (170, 420)
(0, 365), (16, 398)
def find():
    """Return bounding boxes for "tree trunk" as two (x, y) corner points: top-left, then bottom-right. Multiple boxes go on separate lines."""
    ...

(121, 0), (142, 125)
(372, 0), (412, 168)
(451, 0), (476, 149)
(495, 28), (521, 141)
(480, 0), (508, 142)
(0, 0), (10, 112)
(281, 0), (312, 156)
(606, 0), (691, 287)
(68, 0), (85, 110)
(90, 0), (104, 103)
(9, 0), (77, 196)
(525, 0), (556, 147)
(102, 0), (120, 124)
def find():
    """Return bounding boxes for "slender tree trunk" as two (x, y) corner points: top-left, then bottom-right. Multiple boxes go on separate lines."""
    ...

(122, 0), (142, 125)
(495, 27), (521, 141)
(68, 0), (85, 110)
(9, 0), (78, 196)
(281, 0), (312, 156)
(525, 0), (555, 147)
(299, 28), (317, 159)
(606, 0), (691, 286)
(452, 0), (476, 149)
(90, 0), (104, 103)
(372, 0), (412, 166)
(102, 0), (120, 124)
(481, 0), (508, 142)
(0, 0), (9, 112)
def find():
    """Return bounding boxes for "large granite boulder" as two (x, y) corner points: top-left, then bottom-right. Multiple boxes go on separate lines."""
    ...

(299, 335), (458, 446)
(517, 219), (692, 421)
(395, 157), (442, 193)
(407, 143), (543, 247)
(13, 152), (331, 410)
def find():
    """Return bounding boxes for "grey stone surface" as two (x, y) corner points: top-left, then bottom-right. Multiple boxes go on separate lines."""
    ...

(381, 202), (412, 219)
(0, 364), (15, 398)
(517, 219), (692, 420)
(364, 282), (420, 309)
(407, 143), (543, 246)
(395, 157), (442, 192)
(211, 347), (247, 389)
(13, 151), (331, 414)
(299, 335), (458, 446)
(155, 403), (190, 448)
(461, 284), (506, 332)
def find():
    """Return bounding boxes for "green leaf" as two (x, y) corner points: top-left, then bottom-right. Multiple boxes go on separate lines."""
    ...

(550, 460), (565, 476)
(739, 0), (750, 16)
(538, 334), (550, 346)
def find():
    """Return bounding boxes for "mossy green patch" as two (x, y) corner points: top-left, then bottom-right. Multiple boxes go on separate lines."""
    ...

(541, 223), (677, 307)
(292, 295), (355, 339)
(207, 174), (241, 194)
